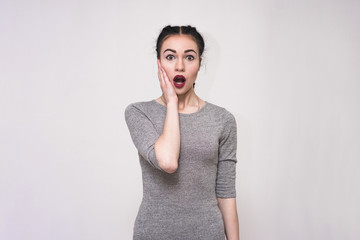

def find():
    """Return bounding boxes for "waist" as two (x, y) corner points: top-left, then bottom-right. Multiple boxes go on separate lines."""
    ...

(141, 195), (219, 212)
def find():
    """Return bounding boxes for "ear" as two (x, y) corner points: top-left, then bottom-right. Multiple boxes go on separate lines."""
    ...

(199, 57), (202, 70)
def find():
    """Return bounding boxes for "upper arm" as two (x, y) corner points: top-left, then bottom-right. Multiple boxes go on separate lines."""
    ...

(216, 112), (237, 198)
(124, 104), (162, 170)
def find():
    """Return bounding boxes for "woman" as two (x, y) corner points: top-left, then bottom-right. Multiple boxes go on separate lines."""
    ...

(125, 25), (239, 240)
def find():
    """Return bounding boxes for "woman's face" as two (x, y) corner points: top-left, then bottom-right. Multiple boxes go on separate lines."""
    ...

(159, 34), (201, 95)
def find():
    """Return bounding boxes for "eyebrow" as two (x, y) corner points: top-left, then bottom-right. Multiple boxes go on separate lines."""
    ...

(163, 49), (176, 54)
(184, 49), (197, 55)
(163, 48), (198, 55)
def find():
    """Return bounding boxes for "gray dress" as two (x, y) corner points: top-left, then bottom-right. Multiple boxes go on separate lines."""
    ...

(125, 100), (237, 240)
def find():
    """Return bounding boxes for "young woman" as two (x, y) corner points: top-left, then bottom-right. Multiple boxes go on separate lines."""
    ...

(125, 25), (239, 240)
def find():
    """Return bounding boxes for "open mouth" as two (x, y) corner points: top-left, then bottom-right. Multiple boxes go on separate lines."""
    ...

(173, 75), (186, 88)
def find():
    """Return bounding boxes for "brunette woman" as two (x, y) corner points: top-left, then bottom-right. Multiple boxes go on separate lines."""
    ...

(125, 25), (239, 240)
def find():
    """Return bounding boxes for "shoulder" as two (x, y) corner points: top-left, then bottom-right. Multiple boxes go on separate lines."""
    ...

(205, 102), (236, 124)
(125, 100), (157, 113)
(125, 100), (164, 119)
(125, 100), (154, 111)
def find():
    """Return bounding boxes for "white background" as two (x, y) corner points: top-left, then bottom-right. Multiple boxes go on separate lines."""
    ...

(1, 0), (359, 239)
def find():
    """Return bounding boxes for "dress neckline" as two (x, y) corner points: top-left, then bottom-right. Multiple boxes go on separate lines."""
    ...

(152, 99), (209, 117)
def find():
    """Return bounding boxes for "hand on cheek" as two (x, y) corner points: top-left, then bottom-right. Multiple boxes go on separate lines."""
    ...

(157, 60), (177, 104)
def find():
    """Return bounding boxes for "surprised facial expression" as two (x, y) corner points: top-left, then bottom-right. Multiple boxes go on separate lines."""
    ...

(159, 35), (201, 95)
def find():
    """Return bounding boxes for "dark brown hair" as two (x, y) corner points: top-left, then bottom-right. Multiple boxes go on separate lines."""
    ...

(156, 25), (205, 59)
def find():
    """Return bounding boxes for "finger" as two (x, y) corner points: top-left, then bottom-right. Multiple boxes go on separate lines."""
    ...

(159, 65), (170, 85)
(158, 62), (169, 87)
(157, 61), (174, 91)
(157, 59), (163, 70)
(157, 63), (167, 90)
(158, 60), (167, 77)
(157, 65), (161, 82)
(157, 61), (163, 81)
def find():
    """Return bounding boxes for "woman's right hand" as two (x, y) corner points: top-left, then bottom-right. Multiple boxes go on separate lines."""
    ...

(157, 60), (178, 105)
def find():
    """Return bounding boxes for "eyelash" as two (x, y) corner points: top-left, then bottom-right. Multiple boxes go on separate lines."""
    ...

(186, 55), (195, 61)
(165, 55), (195, 61)
(165, 55), (175, 60)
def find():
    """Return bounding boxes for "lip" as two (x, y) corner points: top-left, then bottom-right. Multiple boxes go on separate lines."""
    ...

(173, 75), (186, 89)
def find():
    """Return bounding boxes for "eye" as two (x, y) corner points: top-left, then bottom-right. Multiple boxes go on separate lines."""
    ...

(186, 55), (195, 61)
(165, 55), (175, 60)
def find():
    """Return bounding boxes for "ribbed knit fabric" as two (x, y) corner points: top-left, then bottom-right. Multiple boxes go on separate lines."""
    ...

(125, 100), (237, 240)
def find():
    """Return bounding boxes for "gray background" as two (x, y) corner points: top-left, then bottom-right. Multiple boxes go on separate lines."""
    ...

(1, 0), (359, 239)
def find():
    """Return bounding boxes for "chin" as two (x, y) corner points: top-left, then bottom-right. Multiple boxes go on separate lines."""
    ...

(175, 87), (193, 96)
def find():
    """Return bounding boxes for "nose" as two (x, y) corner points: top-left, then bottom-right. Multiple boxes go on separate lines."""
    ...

(175, 59), (185, 72)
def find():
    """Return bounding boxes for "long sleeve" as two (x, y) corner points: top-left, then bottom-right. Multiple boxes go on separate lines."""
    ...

(216, 112), (237, 198)
(124, 104), (162, 170)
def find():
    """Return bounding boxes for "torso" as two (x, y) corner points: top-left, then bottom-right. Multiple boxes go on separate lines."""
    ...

(126, 100), (236, 240)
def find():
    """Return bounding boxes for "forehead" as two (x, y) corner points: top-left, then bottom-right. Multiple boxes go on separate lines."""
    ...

(161, 35), (199, 53)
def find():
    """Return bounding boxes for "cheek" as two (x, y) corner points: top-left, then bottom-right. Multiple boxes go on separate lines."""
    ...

(163, 66), (173, 76)
(159, 61), (173, 74)
(189, 64), (200, 76)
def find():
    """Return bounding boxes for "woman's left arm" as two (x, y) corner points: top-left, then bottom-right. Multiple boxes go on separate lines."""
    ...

(217, 197), (239, 240)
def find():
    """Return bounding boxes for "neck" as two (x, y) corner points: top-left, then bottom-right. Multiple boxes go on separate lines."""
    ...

(178, 88), (198, 110)
(161, 88), (200, 112)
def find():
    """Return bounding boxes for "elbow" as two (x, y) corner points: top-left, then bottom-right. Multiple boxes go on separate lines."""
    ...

(159, 161), (178, 174)
(154, 143), (179, 173)
(165, 164), (178, 174)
